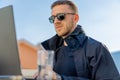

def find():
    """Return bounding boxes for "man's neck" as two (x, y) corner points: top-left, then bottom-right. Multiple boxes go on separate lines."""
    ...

(64, 40), (68, 46)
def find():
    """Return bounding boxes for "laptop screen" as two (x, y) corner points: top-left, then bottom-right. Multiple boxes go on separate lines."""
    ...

(0, 5), (22, 75)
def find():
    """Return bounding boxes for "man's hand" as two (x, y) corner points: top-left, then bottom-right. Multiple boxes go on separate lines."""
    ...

(36, 65), (61, 80)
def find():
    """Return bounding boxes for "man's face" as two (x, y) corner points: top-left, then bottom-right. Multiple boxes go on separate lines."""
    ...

(51, 5), (76, 38)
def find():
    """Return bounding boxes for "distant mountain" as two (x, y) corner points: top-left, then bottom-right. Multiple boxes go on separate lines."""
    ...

(111, 51), (120, 73)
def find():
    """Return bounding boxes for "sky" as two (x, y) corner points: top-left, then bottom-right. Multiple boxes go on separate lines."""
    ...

(0, 0), (120, 52)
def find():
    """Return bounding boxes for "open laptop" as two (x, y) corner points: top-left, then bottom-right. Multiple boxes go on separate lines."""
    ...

(0, 5), (22, 78)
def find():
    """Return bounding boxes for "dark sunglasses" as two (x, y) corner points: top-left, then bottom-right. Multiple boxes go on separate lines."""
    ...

(49, 13), (75, 23)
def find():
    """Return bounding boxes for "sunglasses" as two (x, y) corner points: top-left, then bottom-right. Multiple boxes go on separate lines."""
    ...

(49, 13), (75, 23)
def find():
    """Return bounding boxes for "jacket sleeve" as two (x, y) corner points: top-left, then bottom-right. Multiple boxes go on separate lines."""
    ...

(89, 43), (120, 80)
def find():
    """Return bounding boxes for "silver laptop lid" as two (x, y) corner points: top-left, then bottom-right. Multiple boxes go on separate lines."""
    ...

(0, 5), (22, 75)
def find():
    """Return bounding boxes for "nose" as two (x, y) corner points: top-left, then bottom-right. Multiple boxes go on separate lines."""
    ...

(54, 17), (61, 24)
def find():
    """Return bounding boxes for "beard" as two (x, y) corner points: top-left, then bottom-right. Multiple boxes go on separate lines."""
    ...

(56, 20), (74, 38)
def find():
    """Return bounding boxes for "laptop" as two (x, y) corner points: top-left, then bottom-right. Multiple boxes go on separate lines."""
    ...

(0, 5), (22, 78)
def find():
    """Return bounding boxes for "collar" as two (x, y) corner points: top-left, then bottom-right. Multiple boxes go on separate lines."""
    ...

(46, 25), (87, 51)
(64, 25), (87, 51)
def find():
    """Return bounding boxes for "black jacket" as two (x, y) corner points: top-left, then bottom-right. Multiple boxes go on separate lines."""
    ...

(41, 25), (120, 80)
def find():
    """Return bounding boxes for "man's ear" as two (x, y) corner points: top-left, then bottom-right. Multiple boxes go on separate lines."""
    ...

(74, 14), (79, 23)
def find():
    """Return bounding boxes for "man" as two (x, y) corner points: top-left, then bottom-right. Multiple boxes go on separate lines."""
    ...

(41, 0), (120, 80)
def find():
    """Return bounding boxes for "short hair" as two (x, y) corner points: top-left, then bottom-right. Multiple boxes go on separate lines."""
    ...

(51, 0), (78, 14)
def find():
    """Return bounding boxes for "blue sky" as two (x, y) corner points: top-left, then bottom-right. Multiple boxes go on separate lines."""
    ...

(0, 0), (120, 52)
